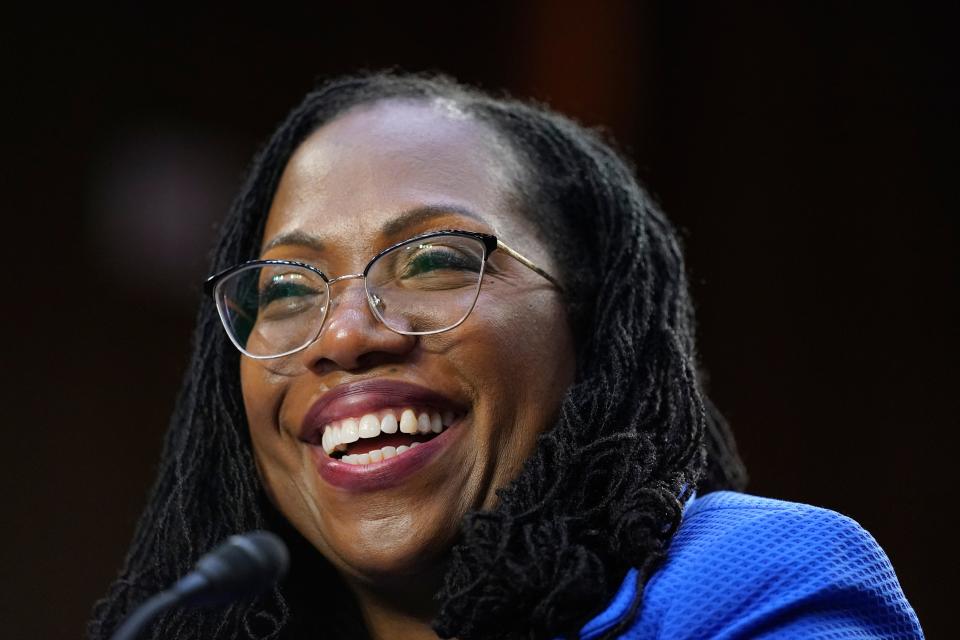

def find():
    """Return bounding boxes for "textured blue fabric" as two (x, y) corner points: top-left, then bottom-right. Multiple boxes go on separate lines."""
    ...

(574, 492), (923, 639)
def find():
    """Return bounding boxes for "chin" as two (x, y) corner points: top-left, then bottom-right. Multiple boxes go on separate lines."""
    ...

(321, 519), (458, 584)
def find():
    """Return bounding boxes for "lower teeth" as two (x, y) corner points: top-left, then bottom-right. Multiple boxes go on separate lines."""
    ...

(340, 442), (422, 465)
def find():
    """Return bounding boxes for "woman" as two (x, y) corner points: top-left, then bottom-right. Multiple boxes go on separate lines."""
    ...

(90, 72), (922, 639)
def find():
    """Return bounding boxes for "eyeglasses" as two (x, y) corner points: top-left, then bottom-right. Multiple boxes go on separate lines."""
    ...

(204, 229), (563, 359)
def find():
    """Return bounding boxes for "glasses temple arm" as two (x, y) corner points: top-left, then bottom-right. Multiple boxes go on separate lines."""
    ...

(496, 240), (565, 293)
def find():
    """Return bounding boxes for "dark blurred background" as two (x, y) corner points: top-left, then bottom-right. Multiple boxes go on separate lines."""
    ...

(3, 3), (955, 637)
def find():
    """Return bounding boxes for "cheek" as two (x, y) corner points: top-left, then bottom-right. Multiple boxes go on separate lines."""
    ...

(469, 289), (575, 391)
(447, 290), (575, 503)
(240, 359), (282, 438)
(240, 360), (298, 499)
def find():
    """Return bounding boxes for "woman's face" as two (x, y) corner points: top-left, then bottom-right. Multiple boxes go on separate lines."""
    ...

(241, 100), (575, 588)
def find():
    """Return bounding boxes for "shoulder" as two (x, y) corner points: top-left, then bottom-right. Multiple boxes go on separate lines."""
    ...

(675, 491), (878, 558)
(621, 492), (923, 639)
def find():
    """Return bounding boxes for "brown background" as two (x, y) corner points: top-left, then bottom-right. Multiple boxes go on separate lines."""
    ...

(3, 3), (955, 638)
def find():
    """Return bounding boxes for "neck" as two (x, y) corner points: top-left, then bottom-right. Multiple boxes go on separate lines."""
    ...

(357, 597), (438, 640)
(347, 564), (447, 640)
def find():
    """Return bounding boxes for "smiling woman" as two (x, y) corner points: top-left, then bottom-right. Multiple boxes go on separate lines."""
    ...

(89, 73), (922, 639)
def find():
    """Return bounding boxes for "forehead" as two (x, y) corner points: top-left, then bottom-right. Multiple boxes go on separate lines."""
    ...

(261, 99), (528, 260)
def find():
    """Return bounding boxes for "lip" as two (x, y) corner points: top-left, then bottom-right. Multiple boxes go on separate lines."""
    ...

(299, 379), (466, 444)
(311, 422), (463, 491)
(299, 379), (468, 492)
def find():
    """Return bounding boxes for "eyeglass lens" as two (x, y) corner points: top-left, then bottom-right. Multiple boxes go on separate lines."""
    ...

(215, 234), (487, 357)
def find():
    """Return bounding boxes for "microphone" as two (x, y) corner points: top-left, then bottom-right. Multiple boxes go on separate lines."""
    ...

(109, 531), (289, 640)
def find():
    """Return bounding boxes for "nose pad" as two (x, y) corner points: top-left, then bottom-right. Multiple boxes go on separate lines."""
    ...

(322, 281), (377, 332)
(367, 291), (386, 317)
(303, 279), (414, 372)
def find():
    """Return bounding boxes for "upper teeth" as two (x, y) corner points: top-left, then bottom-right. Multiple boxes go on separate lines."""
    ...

(320, 408), (455, 456)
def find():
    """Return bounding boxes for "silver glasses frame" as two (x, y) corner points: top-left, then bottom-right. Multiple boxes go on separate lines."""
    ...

(204, 229), (563, 359)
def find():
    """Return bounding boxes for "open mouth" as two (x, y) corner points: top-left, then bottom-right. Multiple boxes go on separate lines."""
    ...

(321, 407), (463, 465)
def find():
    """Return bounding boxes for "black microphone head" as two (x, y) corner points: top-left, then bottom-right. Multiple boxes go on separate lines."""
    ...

(187, 530), (289, 606)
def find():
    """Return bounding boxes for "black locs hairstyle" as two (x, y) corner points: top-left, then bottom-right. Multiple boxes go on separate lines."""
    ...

(89, 72), (746, 640)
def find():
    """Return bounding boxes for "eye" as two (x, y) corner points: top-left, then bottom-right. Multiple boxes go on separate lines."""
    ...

(398, 244), (481, 278)
(259, 273), (313, 305)
(258, 272), (325, 318)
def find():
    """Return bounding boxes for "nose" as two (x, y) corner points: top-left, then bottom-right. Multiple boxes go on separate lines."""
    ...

(302, 278), (416, 373)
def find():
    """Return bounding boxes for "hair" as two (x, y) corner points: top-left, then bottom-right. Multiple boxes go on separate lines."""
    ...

(89, 71), (746, 640)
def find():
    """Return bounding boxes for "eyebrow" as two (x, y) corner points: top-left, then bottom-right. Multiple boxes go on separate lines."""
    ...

(261, 229), (324, 254)
(380, 203), (483, 236)
(260, 204), (485, 255)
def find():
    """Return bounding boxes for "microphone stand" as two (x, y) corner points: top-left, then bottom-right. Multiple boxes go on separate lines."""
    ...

(108, 590), (179, 640)
(108, 573), (207, 640)
(108, 531), (288, 640)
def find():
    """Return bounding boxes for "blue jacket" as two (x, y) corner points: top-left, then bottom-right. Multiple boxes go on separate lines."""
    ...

(574, 492), (923, 639)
